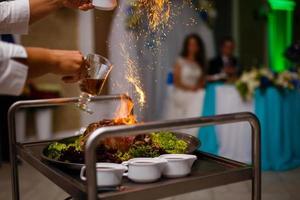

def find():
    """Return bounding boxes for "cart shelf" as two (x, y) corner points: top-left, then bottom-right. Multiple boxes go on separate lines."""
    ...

(17, 141), (253, 200)
(8, 95), (261, 200)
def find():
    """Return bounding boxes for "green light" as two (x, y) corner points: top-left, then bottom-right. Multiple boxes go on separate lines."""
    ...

(267, 0), (295, 72)
(269, 0), (295, 11)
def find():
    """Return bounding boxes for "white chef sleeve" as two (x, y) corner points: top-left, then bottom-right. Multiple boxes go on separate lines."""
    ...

(0, 41), (28, 96)
(0, 60), (28, 95)
(0, 0), (30, 34)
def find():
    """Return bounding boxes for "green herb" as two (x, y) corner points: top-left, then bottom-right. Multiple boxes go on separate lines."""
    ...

(47, 136), (83, 160)
(151, 131), (188, 154)
(47, 132), (188, 163)
(129, 145), (161, 158)
(47, 142), (67, 159)
(68, 136), (83, 151)
(116, 145), (161, 161)
(116, 151), (132, 162)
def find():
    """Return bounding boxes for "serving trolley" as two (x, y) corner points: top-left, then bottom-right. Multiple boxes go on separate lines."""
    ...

(8, 95), (261, 200)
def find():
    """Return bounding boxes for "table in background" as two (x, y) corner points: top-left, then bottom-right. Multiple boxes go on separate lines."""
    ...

(199, 83), (300, 171)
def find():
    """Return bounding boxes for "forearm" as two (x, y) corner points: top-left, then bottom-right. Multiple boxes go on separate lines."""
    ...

(0, 0), (93, 34)
(15, 47), (83, 80)
(29, 0), (64, 24)
(15, 47), (53, 78)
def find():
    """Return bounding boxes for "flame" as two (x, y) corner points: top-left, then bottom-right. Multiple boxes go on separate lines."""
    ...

(114, 95), (137, 125)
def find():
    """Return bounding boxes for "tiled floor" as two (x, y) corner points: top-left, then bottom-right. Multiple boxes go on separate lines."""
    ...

(0, 162), (300, 200)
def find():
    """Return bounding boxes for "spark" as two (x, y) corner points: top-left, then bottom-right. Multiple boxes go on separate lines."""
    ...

(136, 0), (171, 31)
(185, 17), (197, 26)
(120, 44), (146, 108)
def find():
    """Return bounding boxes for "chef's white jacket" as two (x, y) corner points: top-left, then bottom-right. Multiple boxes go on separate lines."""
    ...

(0, 0), (30, 95)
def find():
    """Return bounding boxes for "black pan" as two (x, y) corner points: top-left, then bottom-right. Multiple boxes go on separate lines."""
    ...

(41, 132), (201, 171)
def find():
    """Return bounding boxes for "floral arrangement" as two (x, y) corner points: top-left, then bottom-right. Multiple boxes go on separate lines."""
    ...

(275, 70), (300, 90)
(236, 68), (300, 101)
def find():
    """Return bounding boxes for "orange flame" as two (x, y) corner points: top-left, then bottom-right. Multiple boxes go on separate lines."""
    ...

(114, 95), (137, 125)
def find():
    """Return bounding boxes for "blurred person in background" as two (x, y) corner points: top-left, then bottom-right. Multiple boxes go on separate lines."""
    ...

(165, 34), (206, 137)
(174, 34), (206, 91)
(208, 36), (240, 81)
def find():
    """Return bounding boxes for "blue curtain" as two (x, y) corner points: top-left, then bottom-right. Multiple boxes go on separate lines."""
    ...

(197, 83), (220, 154)
(198, 84), (300, 171)
(255, 88), (300, 171)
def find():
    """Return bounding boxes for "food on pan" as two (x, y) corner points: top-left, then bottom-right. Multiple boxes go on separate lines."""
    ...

(45, 127), (188, 164)
(151, 132), (188, 154)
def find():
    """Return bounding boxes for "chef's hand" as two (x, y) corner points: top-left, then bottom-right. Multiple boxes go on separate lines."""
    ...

(49, 50), (84, 79)
(29, 0), (94, 24)
(63, 0), (94, 11)
(23, 48), (84, 82)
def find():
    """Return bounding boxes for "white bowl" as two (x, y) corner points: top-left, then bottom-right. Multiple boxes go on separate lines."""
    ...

(92, 0), (117, 10)
(80, 163), (127, 187)
(122, 158), (167, 183)
(159, 154), (197, 178)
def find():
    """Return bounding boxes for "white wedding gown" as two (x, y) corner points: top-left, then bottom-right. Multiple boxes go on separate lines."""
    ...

(164, 58), (205, 137)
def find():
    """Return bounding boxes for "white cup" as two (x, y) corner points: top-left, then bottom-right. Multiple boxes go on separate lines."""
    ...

(122, 158), (167, 183)
(159, 154), (197, 178)
(92, 0), (117, 10)
(80, 163), (127, 187)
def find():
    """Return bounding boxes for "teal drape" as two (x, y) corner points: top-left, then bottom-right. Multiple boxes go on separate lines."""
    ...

(198, 84), (300, 171)
(197, 83), (220, 155)
(255, 87), (300, 171)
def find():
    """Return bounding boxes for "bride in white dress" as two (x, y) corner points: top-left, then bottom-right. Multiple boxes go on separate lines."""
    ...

(165, 34), (206, 136)
(174, 34), (206, 92)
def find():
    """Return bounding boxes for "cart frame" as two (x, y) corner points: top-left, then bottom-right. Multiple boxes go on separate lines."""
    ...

(8, 95), (261, 200)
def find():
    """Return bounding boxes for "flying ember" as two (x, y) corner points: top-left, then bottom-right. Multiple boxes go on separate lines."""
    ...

(136, 0), (171, 31)
(121, 44), (146, 108)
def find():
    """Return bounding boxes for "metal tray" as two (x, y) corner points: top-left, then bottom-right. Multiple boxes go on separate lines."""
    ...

(17, 140), (252, 200)
(41, 132), (201, 171)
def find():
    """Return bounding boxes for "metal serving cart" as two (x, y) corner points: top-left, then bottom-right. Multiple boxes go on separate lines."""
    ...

(8, 95), (261, 200)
